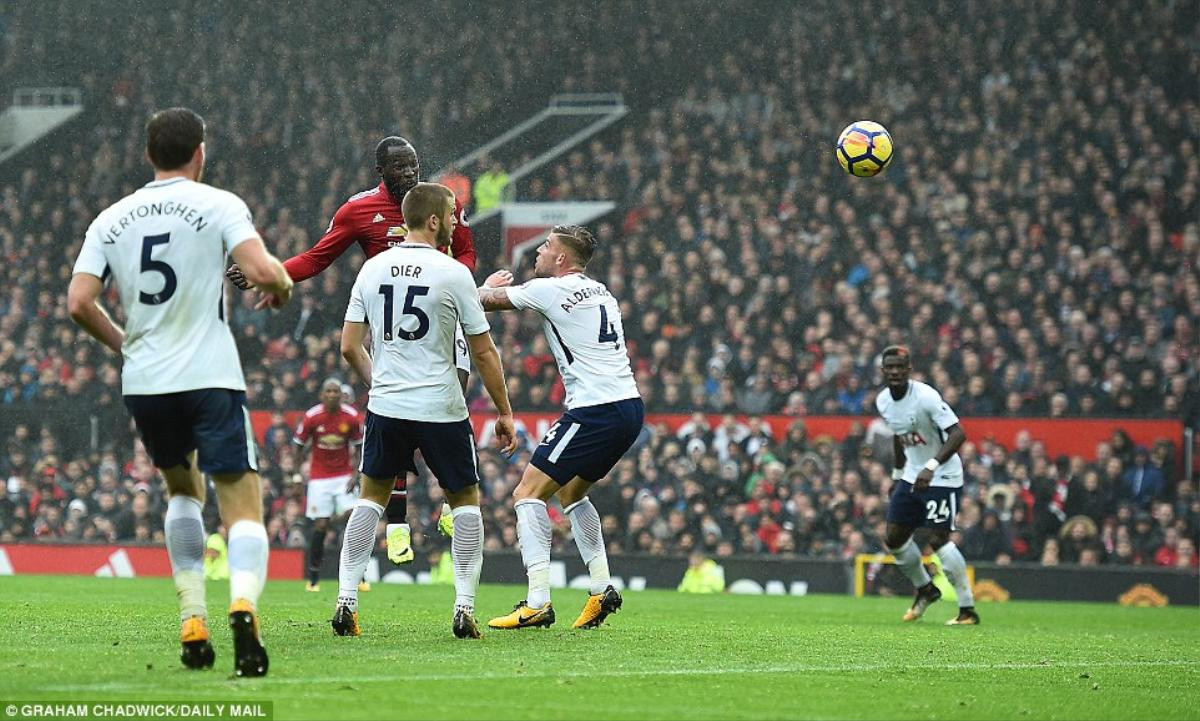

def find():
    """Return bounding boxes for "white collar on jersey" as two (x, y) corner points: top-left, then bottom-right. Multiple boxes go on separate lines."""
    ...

(144, 177), (190, 188)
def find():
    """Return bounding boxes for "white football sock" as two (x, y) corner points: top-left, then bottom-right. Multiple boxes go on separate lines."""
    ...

(338, 499), (383, 612)
(227, 519), (269, 609)
(888, 537), (932, 588)
(564, 498), (611, 595)
(450, 505), (483, 610)
(936, 541), (975, 607)
(165, 494), (206, 621)
(515, 498), (552, 608)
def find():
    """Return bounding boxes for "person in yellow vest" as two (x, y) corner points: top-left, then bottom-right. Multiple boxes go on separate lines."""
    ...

(678, 551), (725, 593)
(204, 527), (229, 581)
(474, 159), (509, 213)
(428, 549), (454, 585)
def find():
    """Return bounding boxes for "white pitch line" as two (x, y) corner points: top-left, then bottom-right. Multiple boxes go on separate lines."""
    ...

(41, 659), (1200, 692)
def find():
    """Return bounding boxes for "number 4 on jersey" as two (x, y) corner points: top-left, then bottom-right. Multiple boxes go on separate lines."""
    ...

(598, 305), (620, 347)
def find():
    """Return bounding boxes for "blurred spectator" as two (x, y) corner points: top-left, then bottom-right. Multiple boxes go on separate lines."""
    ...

(474, 159), (509, 213)
(677, 551), (725, 593)
(1123, 447), (1166, 508)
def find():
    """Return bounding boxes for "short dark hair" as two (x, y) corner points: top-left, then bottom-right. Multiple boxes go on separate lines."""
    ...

(551, 224), (597, 268)
(145, 108), (205, 170)
(881, 345), (912, 364)
(376, 136), (414, 166)
(400, 182), (454, 230)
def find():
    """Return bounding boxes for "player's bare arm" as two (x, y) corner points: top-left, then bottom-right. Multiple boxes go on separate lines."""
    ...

(340, 320), (372, 387)
(914, 422), (966, 492)
(892, 435), (905, 477)
(478, 272), (517, 311)
(465, 330), (518, 456)
(230, 237), (293, 307)
(67, 273), (124, 353)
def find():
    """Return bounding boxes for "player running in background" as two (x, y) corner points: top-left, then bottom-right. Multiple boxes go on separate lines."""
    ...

(478, 225), (644, 631)
(68, 107), (293, 676)
(226, 136), (475, 564)
(294, 378), (364, 592)
(332, 182), (517, 639)
(875, 345), (980, 625)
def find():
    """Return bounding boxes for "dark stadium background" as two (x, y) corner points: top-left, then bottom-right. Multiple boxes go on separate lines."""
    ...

(0, 0), (1197, 597)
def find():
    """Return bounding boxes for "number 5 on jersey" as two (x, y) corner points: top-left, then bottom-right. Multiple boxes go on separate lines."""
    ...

(378, 284), (430, 341)
(139, 233), (177, 305)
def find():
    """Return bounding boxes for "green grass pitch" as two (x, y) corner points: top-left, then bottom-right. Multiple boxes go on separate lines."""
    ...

(1, 576), (1197, 720)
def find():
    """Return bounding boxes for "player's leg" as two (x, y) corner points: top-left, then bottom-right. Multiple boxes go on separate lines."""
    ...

(306, 516), (330, 590)
(558, 478), (623, 629)
(160, 455), (214, 669)
(884, 480), (941, 621)
(488, 463), (561, 630)
(191, 389), (270, 677)
(332, 480), (373, 591)
(418, 418), (486, 639)
(332, 411), (410, 635)
(927, 488), (979, 625)
(558, 399), (641, 629)
(124, 394), (214, 670)
(445, 484), (484, 639)
(304, 477), (338, 590)
(332, 473), (391, 636)
(384, 471), (414, 563)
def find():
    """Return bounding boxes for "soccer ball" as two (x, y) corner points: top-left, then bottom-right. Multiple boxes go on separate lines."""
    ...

(835, 121), (893, 177)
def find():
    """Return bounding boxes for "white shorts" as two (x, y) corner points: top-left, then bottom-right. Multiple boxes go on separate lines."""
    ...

(305, 475), (357, 519)
(455, 325), (470, 374)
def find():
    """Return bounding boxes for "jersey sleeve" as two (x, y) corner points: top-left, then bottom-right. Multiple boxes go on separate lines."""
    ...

(219, 193), (259, 253)
(923, 386), (960, 430)
(293, 416), (311, 445)
(344, 272), (368, 323)
(284, 202), (360, 282)
(505, 278), (555, 313)
(72, 220), (109, 278)
(447, 200), (477, 272)
(452, 265), (491, 336)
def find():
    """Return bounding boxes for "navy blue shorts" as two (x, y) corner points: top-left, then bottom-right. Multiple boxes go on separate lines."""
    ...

(531, 398), (644, 484)
(124, 389), (258, 475)
(886, 481), (963, 531)
(360, 411), (479, 493)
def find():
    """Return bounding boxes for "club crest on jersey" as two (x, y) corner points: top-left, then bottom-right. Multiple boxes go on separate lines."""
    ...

(339, 423), (349, 433)
(386, 225), (408, 237)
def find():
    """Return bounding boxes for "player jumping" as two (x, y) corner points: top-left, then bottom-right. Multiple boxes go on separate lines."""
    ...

(68, 107), (293, 676)
(332, 182), (517, 639)
(478, 225), (644, 630)
(876, 346), (980, 625)
(226, 136), (473, 563)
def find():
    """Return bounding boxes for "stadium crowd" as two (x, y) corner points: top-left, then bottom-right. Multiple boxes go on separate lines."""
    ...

(0, 0), (1197, 569)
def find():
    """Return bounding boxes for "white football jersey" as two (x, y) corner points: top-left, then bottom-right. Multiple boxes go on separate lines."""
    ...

(506, 273), (640, 410)
(875, 380), (964, 488)
(73, 178), (256, 395)
(345, 243), (489, 422)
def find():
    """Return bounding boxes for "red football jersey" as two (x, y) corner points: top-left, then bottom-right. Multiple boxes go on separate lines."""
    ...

(293, 403), (363, 480)
(283, 181), (476, 281)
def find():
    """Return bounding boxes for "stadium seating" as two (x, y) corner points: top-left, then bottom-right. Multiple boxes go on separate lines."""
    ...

(0, 0), (1196, 568)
